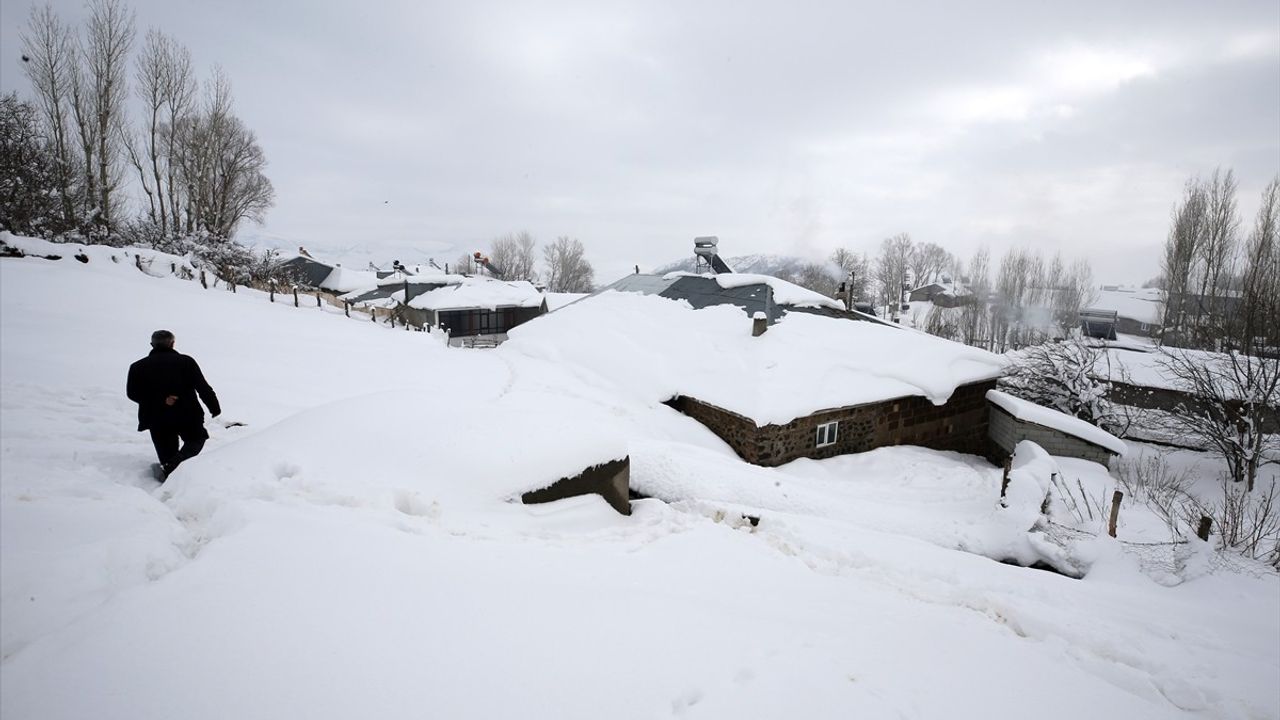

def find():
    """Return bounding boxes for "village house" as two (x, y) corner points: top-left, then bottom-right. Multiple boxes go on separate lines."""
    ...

(343, 273), (546, 341)
(514, 240), (1123, 469)
(1082, 286), (1163, 340)
(908, 279), (972, 309)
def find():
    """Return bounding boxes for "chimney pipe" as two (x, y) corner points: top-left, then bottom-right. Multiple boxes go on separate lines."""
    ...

(752, 311), (767, 337)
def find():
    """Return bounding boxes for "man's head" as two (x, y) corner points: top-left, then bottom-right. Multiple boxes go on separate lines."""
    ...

(150, 330), (175, 349)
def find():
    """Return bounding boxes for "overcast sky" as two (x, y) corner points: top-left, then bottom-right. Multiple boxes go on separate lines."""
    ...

(2, 0), (1278, 284)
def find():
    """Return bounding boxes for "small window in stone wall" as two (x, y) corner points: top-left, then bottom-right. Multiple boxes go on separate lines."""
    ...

(816, 421), (838, 448)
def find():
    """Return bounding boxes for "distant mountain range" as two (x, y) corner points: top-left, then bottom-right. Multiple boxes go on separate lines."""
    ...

(653, 253), (838, 278)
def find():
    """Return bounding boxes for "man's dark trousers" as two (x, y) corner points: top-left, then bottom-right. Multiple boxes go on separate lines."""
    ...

(149, 423), (209, 472)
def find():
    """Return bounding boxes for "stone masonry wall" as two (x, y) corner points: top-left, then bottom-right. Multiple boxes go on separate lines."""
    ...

(988, 404), (1114, 466)
(669, 379), (997, 468)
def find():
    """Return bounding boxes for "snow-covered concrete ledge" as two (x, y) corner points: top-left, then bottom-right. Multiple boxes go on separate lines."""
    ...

(986, 389), (1126, 466)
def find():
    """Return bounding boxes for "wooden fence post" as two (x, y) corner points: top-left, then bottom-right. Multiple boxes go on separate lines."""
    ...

(999, 457), (1012, 500)
(1107, 490), (1123, 538)
(270, 282), (275, 302)
(170, 262), (176, 274)
(316, 292), (321, 308)
(200, 270), (207, 288)
(293, 287), (299, 308)
(344, 301), (350, 318)
(1196, 516), (1213, 541)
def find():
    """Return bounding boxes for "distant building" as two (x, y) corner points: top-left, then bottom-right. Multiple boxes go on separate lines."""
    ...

(1083, 286), (1162, 340)
(908, 280), (973, 309)
(344, 274), (546, 342)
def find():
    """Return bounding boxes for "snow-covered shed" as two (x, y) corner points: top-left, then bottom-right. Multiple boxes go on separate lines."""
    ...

(277, 255), (379, 294)
(343, 274), (547, 338)
(986, 389), (1125, 467)
(505, 282), (1008, 467)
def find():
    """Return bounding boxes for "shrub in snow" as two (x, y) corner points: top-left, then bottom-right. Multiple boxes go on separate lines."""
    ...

(1156, 348), (1279, 492)
(1210, 475), (1280, 569)
(1113, 454), (1202, 541)
(1001, 338), (1129, 435)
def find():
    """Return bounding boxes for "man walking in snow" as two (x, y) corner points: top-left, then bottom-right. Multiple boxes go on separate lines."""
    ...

(127, 330), (221, 479)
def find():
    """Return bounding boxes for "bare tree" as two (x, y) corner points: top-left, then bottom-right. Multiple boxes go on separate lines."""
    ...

(130, 28), (183, 233)
(874, 233), (913, 317)
(1159, 170), (1243, 350)
(830, 247), (871, 305)
(794, 261), (838, 297)
(959, 246), (992, 348)
(1049, 256), (1097, 332)
(20, 3), (78, 232)
(1234, 177), (1279, 354)
(542, 236), (595, 293)
(993, 247), (1049, 351)
(82, 0), (135, 231)
(909, 241), (954, 287)
(1160, 177), (1206, 342)
(488, 230), (538, 281)
(170, 69), (273, 239)
(1158, 349), (1279, 492)
(160, 36), (194, 236)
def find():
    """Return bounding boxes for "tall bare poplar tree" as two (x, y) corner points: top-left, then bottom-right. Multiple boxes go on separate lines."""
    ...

(82, 0), (135, 231)
(19, 4), (77, 231)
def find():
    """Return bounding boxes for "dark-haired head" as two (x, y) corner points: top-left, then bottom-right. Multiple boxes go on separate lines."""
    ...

(150, 330), (175, 349)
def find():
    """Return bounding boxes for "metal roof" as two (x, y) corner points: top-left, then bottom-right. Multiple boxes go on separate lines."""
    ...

(278, 256), (335, 288)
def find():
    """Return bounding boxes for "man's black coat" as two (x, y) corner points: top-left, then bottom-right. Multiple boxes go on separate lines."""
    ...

(126, 348), (221, 431)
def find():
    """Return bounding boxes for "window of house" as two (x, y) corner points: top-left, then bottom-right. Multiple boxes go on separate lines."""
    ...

(816, 421), (838, 448)
(1140, 323), (1149, 331)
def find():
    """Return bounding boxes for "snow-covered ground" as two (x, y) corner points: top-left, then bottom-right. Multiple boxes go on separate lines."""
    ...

(2, 243), (1278, 719)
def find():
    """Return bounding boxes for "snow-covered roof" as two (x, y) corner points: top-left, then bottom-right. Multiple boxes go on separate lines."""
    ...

(318, 266), (379, 294)
(505, 290), (1006, 426)
(986, 389), (1126, 456)
(663, 271), (843, 310)
(1089, 287), (1162, 324)
(407, 277), (544, 312)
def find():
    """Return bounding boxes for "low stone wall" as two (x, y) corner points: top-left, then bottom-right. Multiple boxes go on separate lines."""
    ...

(1107, 381), (1279, 433)
(987, 404), (1114, 466)
(521, 457), (631, 515)
(669, 380), (997, 468)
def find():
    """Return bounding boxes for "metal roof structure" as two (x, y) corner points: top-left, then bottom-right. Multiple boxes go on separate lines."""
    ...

(278, 256), (336, 288)
(602, 273), (892, 327)
(604, 274), (782, 322)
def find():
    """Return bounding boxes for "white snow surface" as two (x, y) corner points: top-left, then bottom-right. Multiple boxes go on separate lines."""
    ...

(987, 389), (1128, 456)
(1092, 286), (1163, 324)
(1, 239), (1278, 720)
(318, 265), (380, 293)
(663, 270), (845, 309)
(407, 276), (544, 311)
(508, 290), (1006, 425)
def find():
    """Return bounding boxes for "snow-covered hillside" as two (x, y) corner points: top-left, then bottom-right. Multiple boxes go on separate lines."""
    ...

(1, 241), (1277, 720)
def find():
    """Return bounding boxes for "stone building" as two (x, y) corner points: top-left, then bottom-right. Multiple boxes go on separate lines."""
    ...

(581, 270), (1009, 467)
(986, 389), (1125, 467)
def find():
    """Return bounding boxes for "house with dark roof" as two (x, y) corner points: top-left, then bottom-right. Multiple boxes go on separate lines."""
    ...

(528, 263), (1005, 467)
(344, 274), (547, 342)
(508, 239), (1128, 469)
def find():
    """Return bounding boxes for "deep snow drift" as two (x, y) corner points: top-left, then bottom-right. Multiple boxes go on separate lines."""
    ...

(1, 241), (1277, 720)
